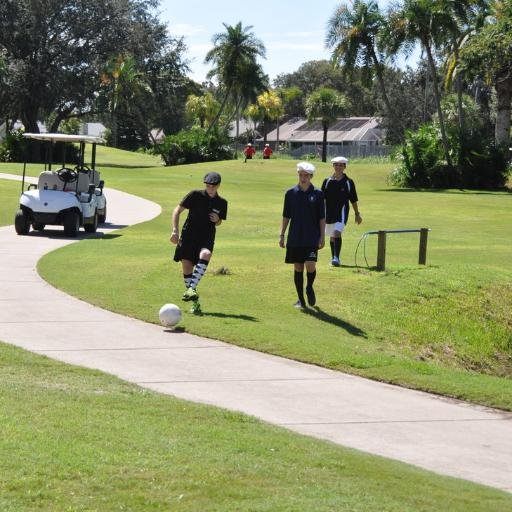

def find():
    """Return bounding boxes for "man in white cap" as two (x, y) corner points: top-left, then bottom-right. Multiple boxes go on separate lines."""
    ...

(321, 156), (362, 266)
(243, 142), (256, 162)
(279, 162), (325, 308)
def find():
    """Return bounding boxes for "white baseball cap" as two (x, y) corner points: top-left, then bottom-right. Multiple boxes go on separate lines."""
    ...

(297, 161), (315, 174)
(331, 156), (348, 164)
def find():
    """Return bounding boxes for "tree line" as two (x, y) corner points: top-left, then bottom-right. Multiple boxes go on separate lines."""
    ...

(0, 1), (511, 186)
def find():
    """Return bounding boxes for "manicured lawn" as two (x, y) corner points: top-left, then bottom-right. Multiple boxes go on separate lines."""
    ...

(0, 178), (23, 227)
(2, 151), (511, 507)
(2, 150), (511, 410)
(1, 342), (511, 511)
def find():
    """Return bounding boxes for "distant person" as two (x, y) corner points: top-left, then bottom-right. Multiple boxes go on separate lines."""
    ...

(170, 172), (228, 315)
(279, 162), (325, 309)
(263, 143), (273, 159)
(243, 143), (256, 162)
(321, 156), (362, 267)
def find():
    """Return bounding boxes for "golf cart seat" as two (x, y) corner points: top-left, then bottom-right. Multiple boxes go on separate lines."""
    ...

(38, 171), (62, 191)
(38, 170), (93, 193)
(88, 169), (101, 187)
(63, 172), (90, 193)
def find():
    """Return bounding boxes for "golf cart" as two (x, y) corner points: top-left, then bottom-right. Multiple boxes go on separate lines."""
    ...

(14, 133), (107, 237)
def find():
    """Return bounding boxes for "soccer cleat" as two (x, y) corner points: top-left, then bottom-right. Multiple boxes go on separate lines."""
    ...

(182, 287), (199, 302)
(306, 286), (316, 307)
(331, 256), (340, 267)
(190, 300), (202, 315)
(294, 300), (306, 309)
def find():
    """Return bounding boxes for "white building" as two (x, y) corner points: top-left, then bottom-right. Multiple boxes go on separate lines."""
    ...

(259, 117), (388, 158)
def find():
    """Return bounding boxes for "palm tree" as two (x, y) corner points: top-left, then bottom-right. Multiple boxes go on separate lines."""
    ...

(185, 93), (219, 129)
(254, 90), (284, 143)
(205, 22), (266, 133)
(101, 55), (151, 148)
(385, 0), (457, 167)
(305, 87), (348, 162)
(443, 1), (489, 134)
(276, 86), (303, 151)
(228, 60), (268, 156)
(326, 1), (398, 132)
(460, 0), (512, 146)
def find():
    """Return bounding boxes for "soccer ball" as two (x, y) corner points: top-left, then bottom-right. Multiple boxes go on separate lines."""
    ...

(159, 303), (182, 327)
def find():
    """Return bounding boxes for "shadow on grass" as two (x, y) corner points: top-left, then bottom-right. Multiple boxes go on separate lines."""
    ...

(101, 222), (129, 229)
(200, 311), (258, 321)
(378, 187), (511, 195)
(302, 306), (367, 338)
(27, 229), (123, 240)
(99, 163), (159, 169)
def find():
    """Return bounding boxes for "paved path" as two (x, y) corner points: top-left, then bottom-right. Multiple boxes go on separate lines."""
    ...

(1, 173), (511, 493)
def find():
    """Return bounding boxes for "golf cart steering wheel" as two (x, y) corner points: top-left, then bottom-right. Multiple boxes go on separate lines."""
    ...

(56, 167), (78, 183)
(75, 164), (91, 173)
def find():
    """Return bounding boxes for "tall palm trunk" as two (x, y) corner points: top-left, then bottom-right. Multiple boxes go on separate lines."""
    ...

(235, 97), (240, 159)
(495, 74), (512, 146)
(111, 111), (118, 148)
(276, 120), (280, 155)
(206, 86), (232, 135)
(371, 49), (400, 132)
(322, 122), (328, 162)
(424, 42), (453, 167)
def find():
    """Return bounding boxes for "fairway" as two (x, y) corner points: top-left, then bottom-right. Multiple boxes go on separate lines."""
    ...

(0, 178), (23, 227)
(1, 152), (512, 508)
(2, 151), (512, 410)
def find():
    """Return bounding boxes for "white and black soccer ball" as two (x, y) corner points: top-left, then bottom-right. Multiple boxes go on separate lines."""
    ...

(159, 303), (182, 327)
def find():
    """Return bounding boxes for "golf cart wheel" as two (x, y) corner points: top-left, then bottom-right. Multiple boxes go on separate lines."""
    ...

(84, 211), (98, 233)
(63, 211), (80, 237)
(14, 209), (30, 235)
(32, 222), (45, 231)
(98, 204), (107, 224)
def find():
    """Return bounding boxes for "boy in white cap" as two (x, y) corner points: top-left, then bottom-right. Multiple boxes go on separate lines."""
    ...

(279, 162), (325, 308)
(321, 156), (362, 266)
(170, 172), (228, 314)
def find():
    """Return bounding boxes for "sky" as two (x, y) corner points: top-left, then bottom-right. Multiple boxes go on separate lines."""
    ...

(159, 0), (399, 85)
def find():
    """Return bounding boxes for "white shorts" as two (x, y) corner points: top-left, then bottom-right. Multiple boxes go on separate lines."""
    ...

(325, 222), (346, 237)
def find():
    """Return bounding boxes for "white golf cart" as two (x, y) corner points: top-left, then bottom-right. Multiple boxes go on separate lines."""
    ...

(14, 133), (107, 237)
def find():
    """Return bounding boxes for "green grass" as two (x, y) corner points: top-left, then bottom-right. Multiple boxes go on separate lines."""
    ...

(1, 150), (512, 506)
(2, 342), (511, 511)
(0, 179), (22, 226)
(2, 149), (511, 409)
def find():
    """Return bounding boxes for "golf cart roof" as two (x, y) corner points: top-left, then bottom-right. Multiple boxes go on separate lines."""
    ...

(23, 133), (106, 144)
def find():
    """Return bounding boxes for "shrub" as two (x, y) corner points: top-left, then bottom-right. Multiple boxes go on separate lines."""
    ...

(157, 127), (233, 166)
(0, 129), (27, 162)
(389, 93), (509, 190)
(389, 123), (508, 189)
